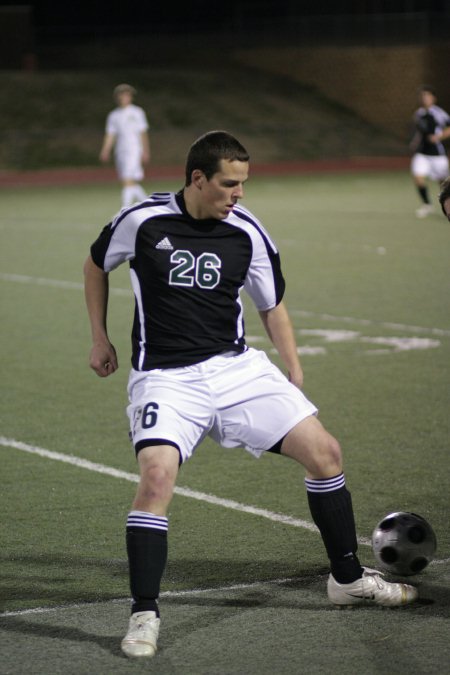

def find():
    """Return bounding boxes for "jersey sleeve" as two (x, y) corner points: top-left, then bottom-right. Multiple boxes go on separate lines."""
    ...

(138, 107), (149, 131)
(105, 110), (117, 135)
(241, 218), (285, 311)
(90, 210), (141, 272)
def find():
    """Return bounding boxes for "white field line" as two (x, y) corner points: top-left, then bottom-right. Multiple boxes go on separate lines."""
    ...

(0, 577), (298, 618)
(3, 435), (450, 565)
(290, 309), (450, 338)
(1, 436), (448, 620)
(1, 272), (449, 337)
(2, 557), (449, 620)
(0, 435), (366, 544)
(0, 272), (132, 297)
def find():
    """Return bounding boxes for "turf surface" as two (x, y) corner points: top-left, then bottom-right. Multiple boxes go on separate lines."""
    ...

(1, 171), (449, 673)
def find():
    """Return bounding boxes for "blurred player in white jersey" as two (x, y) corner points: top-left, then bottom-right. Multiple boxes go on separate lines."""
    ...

(100, 83), (150, 207)
(410, 86), (450, 218)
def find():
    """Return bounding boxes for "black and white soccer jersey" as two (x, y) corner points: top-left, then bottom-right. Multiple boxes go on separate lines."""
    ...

(90, 191), (285, 370)
(414, 105), (450, 156)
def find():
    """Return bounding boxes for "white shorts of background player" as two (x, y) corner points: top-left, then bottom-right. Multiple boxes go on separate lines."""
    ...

(411, 153), (449, 182)
(115, 150), (145, 182)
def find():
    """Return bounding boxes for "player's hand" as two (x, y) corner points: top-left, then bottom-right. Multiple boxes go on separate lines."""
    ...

(99, 149), (110, 163)
(89, 341), (118, 377)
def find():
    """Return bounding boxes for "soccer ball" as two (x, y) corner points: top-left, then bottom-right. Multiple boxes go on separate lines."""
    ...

(371, 511), (437, 576)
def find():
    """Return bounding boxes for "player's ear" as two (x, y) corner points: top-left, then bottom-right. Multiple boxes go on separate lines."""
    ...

(192, 169), (206, 189)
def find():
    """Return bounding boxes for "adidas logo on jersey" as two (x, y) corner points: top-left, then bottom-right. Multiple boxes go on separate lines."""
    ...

(155, 237), (174, 250)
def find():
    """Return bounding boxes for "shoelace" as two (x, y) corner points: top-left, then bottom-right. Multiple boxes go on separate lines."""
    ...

(362, 567), (385, 590)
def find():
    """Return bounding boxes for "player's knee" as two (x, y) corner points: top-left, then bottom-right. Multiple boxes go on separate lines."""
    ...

(328, 434), (342, 467)
(139, 463), (175, 503)
(283, 418), (342, 473)
(305, 433), (342, 477)
(316, 434), (342, 475)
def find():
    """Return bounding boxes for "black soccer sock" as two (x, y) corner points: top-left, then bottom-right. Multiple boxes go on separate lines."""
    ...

(417, 185), (430, 204)
(305, 474), (362, 584)
(126, 511), (169, 616)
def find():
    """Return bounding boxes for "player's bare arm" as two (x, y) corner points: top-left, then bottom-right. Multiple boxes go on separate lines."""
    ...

(141, 131), (150, 164)
(83, 255), (118, 377)
(259, 301), (304, 388)
(409, 130), (421, 152)
(428, 126), (450, 144)
(99, 133), (116, 163)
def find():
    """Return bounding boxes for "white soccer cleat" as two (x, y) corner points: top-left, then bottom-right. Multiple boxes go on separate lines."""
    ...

(121, 611), (160, 658)
(416, 204), (434, 218)
(327, 567), (418, 607)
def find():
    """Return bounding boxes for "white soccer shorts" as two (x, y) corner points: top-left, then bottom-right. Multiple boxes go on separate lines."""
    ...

(411, 153), (449, 182)
(115, 151), (144, 181)
(127, 348), (318, 462)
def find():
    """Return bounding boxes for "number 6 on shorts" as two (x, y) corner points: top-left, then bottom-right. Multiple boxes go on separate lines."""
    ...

(142, 402), (159, 429)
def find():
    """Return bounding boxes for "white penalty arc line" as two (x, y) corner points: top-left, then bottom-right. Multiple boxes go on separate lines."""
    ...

(0, 435), (367, 545)
(1, 272), (450, 337)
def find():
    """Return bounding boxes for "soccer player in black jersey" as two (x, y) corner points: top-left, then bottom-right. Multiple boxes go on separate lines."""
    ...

(84, 130), (418, 659)
(410, 86), (450, 218)
(438, 176), (450, 221)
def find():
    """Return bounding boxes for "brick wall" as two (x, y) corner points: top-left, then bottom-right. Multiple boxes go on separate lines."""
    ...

(233, 44), (450, 141)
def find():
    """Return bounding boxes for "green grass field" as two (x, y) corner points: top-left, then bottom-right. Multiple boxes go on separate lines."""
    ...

(1, 170), (449, 674)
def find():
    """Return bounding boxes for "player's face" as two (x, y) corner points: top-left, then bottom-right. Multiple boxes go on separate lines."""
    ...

(199, 159), (249, 220)
(117, 91), (133, 107)
(420, 91), (435, 108)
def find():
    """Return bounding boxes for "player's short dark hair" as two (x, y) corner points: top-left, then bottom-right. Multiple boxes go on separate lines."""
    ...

(438, 176), (450, 215)
(419, 84), (436, 97)
(185, 131), (249, 185)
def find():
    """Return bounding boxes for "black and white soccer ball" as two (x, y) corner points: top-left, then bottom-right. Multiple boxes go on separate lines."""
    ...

(371, 511), (437, 576)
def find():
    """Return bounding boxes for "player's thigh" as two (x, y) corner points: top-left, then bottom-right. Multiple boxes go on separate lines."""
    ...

(280, 415), (342, 478)
(137, 443), (180, 479)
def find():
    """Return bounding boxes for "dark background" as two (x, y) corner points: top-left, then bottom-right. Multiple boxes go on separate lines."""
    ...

(1, 1), (449, 169)
(17, 1), (450, 29)
(2, 1), (450, 69)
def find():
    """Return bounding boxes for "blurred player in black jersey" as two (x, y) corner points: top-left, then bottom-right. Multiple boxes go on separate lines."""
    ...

(438, 176), (450, 221)
(410, 86), (450, 218)
(84, 130), (418, 659)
